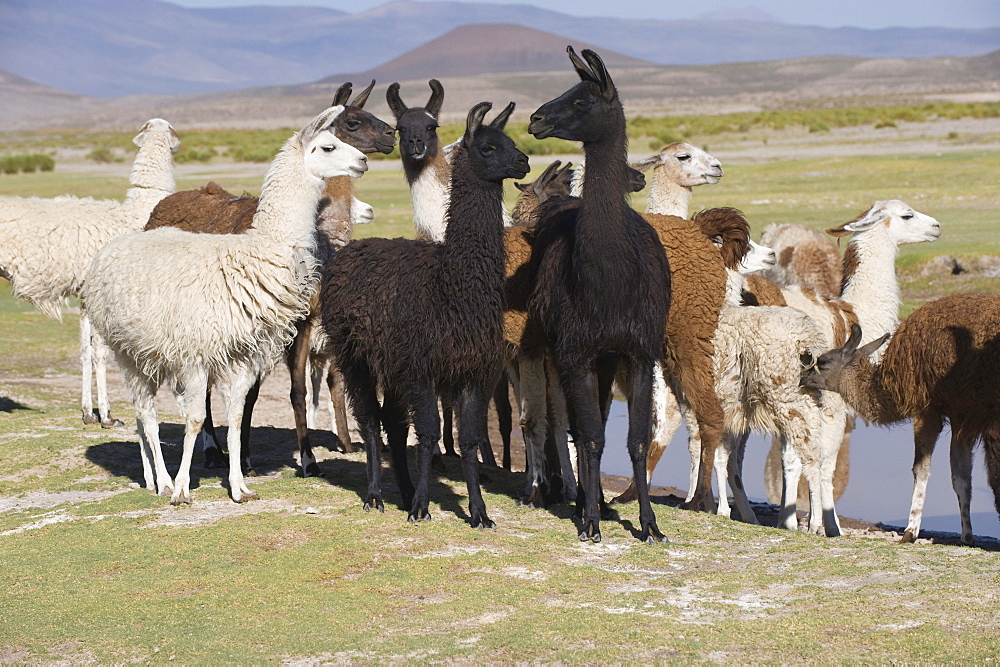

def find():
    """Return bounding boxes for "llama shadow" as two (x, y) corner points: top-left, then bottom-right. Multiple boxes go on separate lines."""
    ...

(0, 397), (32, 413)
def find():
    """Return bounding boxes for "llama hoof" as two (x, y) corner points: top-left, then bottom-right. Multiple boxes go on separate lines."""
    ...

(899, 530), (918, 544)
(408, 508), (432, 522)
(578, 521), (601, 543)
(961, 534), (975, 548)
(203, 447), (225, 469)
(364, 497), (384, 513)
(472, 515), (496, 530)
(157, 485), (174, 498)
(233, 490), (259, 504)
(170, 491), (192, 506)
(242, 466), (258, 478)
(100, 417), (125, 429)
(520, 486), (545, 509)
(610, 485), (638, 505)
(300, 462), (322, 478)
(82, 411), (100, 425)
(642, 524), (669, 544)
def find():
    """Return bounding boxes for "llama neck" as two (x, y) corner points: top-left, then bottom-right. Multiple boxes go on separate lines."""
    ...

(122, 135), (175, 212)
(645, 168), (692, 218)
(840, 227), (901, 357)
(406, 150), (450, 242)
(724, 268), (746, 307)
(438, 148), (505, 301)
(248, 136), (323, 252)
(315, 175), (353, 257)
(839, 357), (905, 425)
(576, 109), (634, 261)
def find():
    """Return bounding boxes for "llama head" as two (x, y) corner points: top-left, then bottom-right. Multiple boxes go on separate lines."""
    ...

(330, 80), (397, 155)
(462, 101), (529, 183)
(386, 79), (445, 162)
(300, 106), (368, 181)
(739, 238), (777, 276)
(827, 200), (941, 246)
(800, 323), (890, 392)
(529, 47), (621, 144)
(632, 142), (723, 188)
(515, 160), (575, 204)
(133, 118), (180, 153)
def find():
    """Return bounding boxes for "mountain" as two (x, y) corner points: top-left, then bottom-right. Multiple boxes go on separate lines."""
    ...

(322, 23), (655, 83)
(0, 0), (997, 98)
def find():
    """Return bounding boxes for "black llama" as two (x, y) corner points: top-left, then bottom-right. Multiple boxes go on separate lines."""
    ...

(321, 102), (529, 528)
(524, 47), (671, 543)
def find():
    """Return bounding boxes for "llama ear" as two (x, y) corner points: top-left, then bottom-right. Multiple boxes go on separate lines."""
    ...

(332, 82), (352, 107)
(351, 80), (376, 108)
(858, 332), (890, 358)
(515, 181), (530, 192)
(841, 323), (864, 357)
(581, 49), (615, 100)
(490, 101), (515, 130)
(304, 107), (340, 142)
(828, 204), (885, 236)
(465, 102), (492, 144)
(426, 79), (445, 119)
(567, 45), (598, 85)
(133, 121), (151, 147)
(630, 153), (661, 172)
(386, 83), (406, 119)
(168, 125), (181, 152)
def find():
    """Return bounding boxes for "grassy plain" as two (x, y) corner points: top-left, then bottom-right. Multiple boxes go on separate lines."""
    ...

(1, 116), (999, 661)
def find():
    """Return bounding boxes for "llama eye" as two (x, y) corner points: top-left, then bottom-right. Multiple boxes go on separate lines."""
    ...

(345, 120), (360, 130)
(481, 144), (496, 155)
(321, 145), (336, 152)
(901, 213), (914, 220)
(677, 154), (691, 161)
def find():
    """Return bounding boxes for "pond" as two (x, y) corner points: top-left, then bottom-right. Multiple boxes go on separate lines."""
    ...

(601, 400), (1000, 540)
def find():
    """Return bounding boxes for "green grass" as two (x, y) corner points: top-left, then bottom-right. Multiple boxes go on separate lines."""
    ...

(1, 123), (999, 661)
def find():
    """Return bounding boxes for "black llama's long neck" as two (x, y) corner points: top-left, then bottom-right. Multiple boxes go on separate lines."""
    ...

(437, 146), (506, 306)
(575, 102), (637, 289)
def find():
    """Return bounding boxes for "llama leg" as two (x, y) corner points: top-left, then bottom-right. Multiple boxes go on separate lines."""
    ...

(441, 400), (456, 457)
(982, 432), (1000, 527)
(714, 433), (733, 518)
(122, 366), (171, 496)
(778, 441), (803, 530)
(408, 384), (441, 522)
(625, 363), (667, 543)
(565, 367), (606, 542)
(170, 369), (209, 505)
(493, 371), (513, 470)
(901, 412), (943, 543)
(80, 313), (97, 424)
(343, 364), (384, 512)
(287, 318), (319, 476)
(547, 359), (576, 503)
(306, 354), (326, 429)
(518, 354), (549, 507)
(817, 404), (846, 537)
(380, 390), (415, 512)
(329, 368), (354, 453)
(92, 330), (121, 427)
(676, 355), (724, 515)
(201, 389), (224, 469)
(613, 365), (679, 505)
(239, 378), (260, 477)
(949, 430), (976, 547)
(458, 384), (495, 529)
(219, 368), (259, 503)
(727, 431), (760, 524)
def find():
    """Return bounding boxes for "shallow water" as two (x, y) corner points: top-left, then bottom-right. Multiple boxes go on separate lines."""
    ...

(601, 400), (1000, 539)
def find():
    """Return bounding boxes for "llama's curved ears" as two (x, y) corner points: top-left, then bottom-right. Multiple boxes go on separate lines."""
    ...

(426, 79), (445, 119)
(304, 106), (344, 141)
(630, 153), (662, 172)
(332, 82), (352, 107)
(515, 181), (531, 192)
(859, 332), (891, 358)
(567, 46), (596, 84)
(581, 49), (615, 100)
(827, 204), (885, 236)
(464, 101), (492, 143)
(352, 80), (376, 108)
(386, 82), (406, 119)
(133, 119), (180, 152)
(490, 101), (515, 130)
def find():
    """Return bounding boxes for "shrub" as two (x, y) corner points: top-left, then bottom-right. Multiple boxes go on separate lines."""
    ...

(0, 153), (56, 174)
(87, 146), (117, 163)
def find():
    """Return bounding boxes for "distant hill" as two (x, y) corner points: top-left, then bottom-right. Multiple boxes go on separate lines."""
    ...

(0, 0), (997, 98)
(323, 23), (655, 83)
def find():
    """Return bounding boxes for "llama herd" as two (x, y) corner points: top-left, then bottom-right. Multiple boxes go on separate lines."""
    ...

(1, 47), (998, 547)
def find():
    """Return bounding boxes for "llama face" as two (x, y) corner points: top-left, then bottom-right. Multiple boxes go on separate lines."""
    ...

(635, 142), (723, 188)
(800, 324), (889, 392)
(386, 79), (445, 163)
(529, 47), (619, 144)
(302, 108), (368, 180)
(464, 102), (529, 183)
(739, 239), (777, 276)
(829, 199), (941, 246)
(333, 106), (396, 155)
(133, 118), (180, 153)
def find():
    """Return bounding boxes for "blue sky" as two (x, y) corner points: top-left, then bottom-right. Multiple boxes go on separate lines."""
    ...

(170, 0), (1000, 29)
